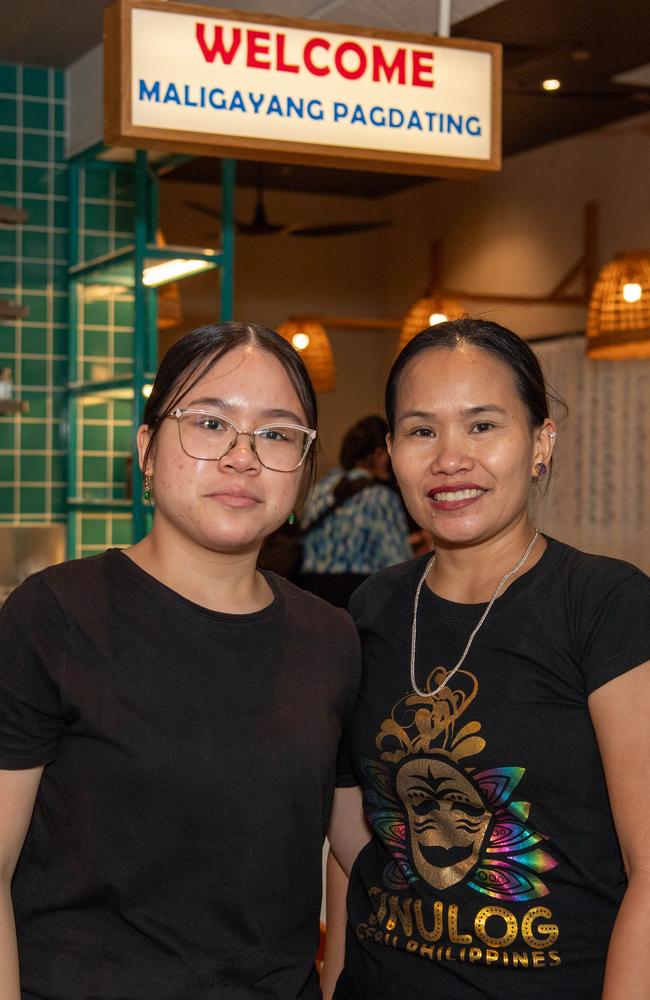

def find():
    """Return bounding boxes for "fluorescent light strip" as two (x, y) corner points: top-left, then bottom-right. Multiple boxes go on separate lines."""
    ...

(142, 258), (213, 287)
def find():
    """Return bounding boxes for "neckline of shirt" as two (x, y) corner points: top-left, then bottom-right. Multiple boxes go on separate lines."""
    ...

(109, 548), (283, 623)
(417, 534), (560, 624)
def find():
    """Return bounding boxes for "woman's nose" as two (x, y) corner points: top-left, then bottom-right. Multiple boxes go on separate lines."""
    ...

(430, 432), (472, 474)
(220, 432), (261, 473)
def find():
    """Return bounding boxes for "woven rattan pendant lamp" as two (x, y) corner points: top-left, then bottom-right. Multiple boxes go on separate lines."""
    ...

(398, 294), (465, 354)
(278, 319), (336, 392)
(586, 251), (650, 359)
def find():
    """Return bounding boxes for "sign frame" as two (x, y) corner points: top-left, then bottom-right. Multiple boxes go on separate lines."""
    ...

(104, 0), (502, 178)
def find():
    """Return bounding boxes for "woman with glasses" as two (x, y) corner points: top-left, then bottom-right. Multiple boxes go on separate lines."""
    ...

(0, 322), (360, 1000)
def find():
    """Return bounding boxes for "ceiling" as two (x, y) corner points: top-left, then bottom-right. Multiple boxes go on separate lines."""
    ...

(2, 0), (649, 198)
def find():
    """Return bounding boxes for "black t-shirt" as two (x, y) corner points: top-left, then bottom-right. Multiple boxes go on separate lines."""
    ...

(336, 537), (650, 1000)
(0, 550), (360, 1000)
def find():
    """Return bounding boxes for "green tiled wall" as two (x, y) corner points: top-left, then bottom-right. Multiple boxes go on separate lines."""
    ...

(0, 62), (138, 556)
(0, 63), (67, 524)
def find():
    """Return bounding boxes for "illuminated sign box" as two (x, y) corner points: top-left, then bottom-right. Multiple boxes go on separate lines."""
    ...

(104, 0), (502, 177)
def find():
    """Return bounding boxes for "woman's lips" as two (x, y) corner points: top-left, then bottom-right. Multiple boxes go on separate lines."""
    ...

(426, 486), (487, 511)
(206, 490), (261, 508)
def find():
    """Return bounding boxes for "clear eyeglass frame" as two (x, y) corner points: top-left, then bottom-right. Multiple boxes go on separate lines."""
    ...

(168, 407), (317, 472)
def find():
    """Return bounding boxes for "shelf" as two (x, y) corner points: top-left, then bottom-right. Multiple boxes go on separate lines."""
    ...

(69, 243), (223, 287)
(0, 399), (29, 414)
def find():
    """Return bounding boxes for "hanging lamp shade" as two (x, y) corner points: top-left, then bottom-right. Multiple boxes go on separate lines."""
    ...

(398, 294), (465, 354)
(278, 320), (336, 393)
(586, 251), (650, 359)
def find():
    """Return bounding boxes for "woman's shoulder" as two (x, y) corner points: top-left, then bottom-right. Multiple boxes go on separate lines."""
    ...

(267, 571), (359, 634)
(544, 536), (649, 591)
(347, 555), (424, 623)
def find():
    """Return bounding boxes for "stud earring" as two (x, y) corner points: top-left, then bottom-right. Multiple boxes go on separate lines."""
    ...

(535, 462), (547, 478)
(143, 473), (154, 502)
(288, 512), (296, 525)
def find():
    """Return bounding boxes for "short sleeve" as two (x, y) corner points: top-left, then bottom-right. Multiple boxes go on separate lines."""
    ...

(0, 575), (67, 768)
(578, 568), (650, 694)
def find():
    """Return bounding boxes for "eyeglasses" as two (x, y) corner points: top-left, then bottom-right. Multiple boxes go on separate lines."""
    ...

(168, 408), (316, 472)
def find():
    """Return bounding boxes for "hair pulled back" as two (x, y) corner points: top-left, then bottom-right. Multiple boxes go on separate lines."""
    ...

(142, 321), (318, 480)
(385, 318), (562, 435)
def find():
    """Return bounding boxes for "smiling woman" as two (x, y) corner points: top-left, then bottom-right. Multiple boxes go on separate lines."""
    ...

(325, 318), (650, 1000)
(0, 322), (361, 1000)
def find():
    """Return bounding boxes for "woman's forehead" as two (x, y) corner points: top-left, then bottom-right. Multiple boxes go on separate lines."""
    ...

(397, 344), (522, 409)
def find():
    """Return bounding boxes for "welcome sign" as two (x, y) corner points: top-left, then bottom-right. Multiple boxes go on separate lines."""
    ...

(104, 0), (502, 176)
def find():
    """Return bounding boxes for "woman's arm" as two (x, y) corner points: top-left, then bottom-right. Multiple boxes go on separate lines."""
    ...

(322, 787), (370, 1000)
(0, 767), (43, 1000)
(589, 660), (650, 1000)
(320, 850), (349, 1000)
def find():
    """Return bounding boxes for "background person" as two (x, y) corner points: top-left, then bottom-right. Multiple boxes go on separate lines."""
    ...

(0, 322), (360, 1000)
(325, 318), (650, 1000)
(299, 415), (411, 607)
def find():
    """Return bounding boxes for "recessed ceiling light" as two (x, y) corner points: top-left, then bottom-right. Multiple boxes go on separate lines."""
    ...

(542, 79), (561, 92)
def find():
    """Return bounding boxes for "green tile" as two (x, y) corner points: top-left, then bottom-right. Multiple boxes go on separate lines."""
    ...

(113, 423), (133, 452)
(0, 325), (16, 351)
(0, 486), (14, 513)
(20, 422), (47, 450)
(24, 394), (48, 419)
(54, 73), (65, 100)
(0, 453), (15, 482)
(51, 485), (66, 513)
(80, 400), (109, 420)
(53, 199), (67, 229)
(54, 136), (65, 162)
(114, 299), (134, 328)
(50, 454), (65, 483)
(0, 161), (16, 190)
(53, 328), (67, 356)
(22, 261), (48, 286)
(23, 131), (49, 163)
(0, 259), (16, 285)
(0, 99), (17, 129)
(81, 517), (107, 545)
(19, 486), (46, 512)
(21, 327), (48, 354)
(22, 101), (49, 130)
(82, 423), (108, 451)
(112, 455), (128, 481)
(54, 104), (65, 132)
(23, 229), (49, 260)
(0, 64), (17, 93)
(0, 131), (17, 159)
(52, 264), (67, 288)
(114, 361), (132, 378)
(111, 517), (133, 546)
(22, 196), (49, 228)
(22, 165), (50, 194)
(21, 358), (48, 386)
(22, 295), (46, 323)
(84, 329), (110, 357)
(52, 295), (67, 323)
(82, 455), (109, 482)
(20, 453), (47, 482)
(22, 67), (49, 98)
(114, 175), (134, 200)
(83, 298), (109, 326)
(0, 422), (16, 450)
(114, 203), (134, 232)
(52, 359), (68, 388)
(81, 546), (107, 557)
(113, 399), (132, 422)
(52, 232), (67, 260)
(52, 167), (67, 196)
(114, 330), (133, 358)
(83, 234), (110, 260)
(84, 171), (110, 199)
(84, 202), (110, 231)
(0, 227), (16, 256)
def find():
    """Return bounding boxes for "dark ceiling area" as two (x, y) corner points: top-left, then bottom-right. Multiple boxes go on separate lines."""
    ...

(1, 0), (648, 199)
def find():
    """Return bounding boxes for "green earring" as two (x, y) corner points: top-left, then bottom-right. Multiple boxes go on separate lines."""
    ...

(288, 512), (295, 525)
(143, 473), (153, 503)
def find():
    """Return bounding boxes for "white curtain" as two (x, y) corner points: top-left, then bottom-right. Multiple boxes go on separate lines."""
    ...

(533, 334), (650, 574)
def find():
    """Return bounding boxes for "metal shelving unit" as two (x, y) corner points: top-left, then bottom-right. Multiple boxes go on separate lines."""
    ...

(66, 147), (235, 558)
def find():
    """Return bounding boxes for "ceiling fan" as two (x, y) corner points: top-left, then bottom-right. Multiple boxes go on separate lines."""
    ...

(185, 174), (391, 238)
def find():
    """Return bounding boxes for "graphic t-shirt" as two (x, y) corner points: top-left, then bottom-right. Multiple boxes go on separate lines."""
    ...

(0, 551), (360, 1000)
(336, 537), (650, 1000)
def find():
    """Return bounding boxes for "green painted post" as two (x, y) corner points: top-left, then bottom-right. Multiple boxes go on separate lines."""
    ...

(132, 150), (149, 541)
(220, 158), (235, 320)
(65, 162), (80, 560)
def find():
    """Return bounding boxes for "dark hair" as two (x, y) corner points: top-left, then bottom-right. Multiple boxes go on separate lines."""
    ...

(385, 318), (564, 434)
(339, 415), (388, 470)
(142, 322), (318, 483)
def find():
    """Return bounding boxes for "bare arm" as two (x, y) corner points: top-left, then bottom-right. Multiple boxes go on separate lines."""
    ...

(0, 767), (43, 1000)
(320, 850), (349, 1000)
(589, 660), (650, 1000)
(326, 785), (371, 878)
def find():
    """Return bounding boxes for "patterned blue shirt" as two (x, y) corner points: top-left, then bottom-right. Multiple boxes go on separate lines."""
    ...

(300, 467), (412, 574)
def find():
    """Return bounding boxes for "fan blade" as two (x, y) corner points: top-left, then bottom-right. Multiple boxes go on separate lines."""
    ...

(284, 220), (392, 237)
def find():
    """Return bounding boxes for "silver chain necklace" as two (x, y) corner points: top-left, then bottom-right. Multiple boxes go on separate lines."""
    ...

(410, 530), (540, 698)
